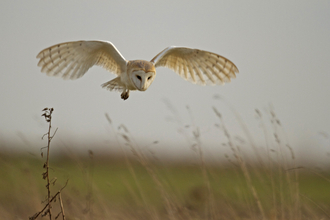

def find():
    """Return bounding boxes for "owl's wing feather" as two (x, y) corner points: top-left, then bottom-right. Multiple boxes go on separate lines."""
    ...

(151, 46), (239, 85)
(37, 40), (127, 80)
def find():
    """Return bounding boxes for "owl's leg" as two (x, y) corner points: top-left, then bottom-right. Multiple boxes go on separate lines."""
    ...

(121, 89), (130, 100)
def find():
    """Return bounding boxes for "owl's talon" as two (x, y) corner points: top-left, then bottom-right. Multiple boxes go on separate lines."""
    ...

(121, 90), (130, 100)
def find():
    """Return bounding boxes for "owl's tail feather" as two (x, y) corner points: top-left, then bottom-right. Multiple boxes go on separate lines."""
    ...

(101, 77), (125, 92)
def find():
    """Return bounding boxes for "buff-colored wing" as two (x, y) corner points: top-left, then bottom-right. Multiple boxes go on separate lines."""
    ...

(36, 40), (127, 80)
(151, 46), (239, 85)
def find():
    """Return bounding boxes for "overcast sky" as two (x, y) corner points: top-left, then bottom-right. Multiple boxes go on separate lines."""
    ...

(1, 1), (329, 164)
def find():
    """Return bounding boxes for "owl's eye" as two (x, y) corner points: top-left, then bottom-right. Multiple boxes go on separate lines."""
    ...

(136, 75), (142, 80)
(148, 76), (152, 80)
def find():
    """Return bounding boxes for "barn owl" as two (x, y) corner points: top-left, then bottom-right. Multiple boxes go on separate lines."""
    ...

(37, 40), (239, 100)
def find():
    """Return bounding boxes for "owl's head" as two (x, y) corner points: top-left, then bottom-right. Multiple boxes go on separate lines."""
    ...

(128, 60), (156, 91)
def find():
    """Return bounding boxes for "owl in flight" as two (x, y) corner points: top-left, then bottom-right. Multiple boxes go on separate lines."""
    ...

(37, 40), (239, 100)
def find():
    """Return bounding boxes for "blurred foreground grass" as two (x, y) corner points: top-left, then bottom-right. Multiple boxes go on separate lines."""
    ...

(2, 105), (330, 219)
(0, 151), (329, 220)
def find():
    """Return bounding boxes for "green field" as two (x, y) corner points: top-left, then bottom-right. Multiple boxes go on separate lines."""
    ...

(1, 106), (329, 219)
(1, 149), (329, 220)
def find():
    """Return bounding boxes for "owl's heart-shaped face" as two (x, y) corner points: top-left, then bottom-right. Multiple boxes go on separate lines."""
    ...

(131, 70), (156, 91)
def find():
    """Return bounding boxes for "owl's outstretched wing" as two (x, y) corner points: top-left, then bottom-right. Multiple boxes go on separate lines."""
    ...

(36, 40), (127, 80)
(151, 46), (239, 85)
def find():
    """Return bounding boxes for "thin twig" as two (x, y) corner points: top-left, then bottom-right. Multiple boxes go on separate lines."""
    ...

(30, 108), (68, 220)
(46, 109), (52, 220)
(30, 180), (69, 220)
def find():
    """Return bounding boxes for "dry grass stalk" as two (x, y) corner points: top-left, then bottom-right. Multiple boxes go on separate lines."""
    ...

(163, 102), (218, 218)
(29, 108), (67, 220)
(299, 193), (330, 219)
(119, 127), (178, 220)
(185, 105), (217, 219)
(213, 106), (266, 220)
(58, 193), (66, 220)
(106, 113), (160, 219)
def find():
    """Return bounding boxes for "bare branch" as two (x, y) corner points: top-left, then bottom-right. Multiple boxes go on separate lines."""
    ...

(29, 180), (69, 220)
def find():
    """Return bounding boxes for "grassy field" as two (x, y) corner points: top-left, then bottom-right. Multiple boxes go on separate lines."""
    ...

(0, 150), (329, 220)
(1, 107), (330, 219)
